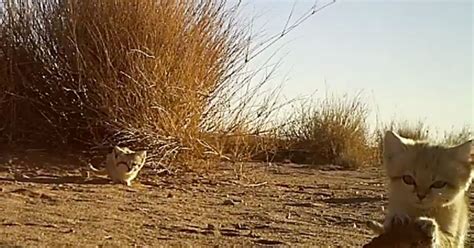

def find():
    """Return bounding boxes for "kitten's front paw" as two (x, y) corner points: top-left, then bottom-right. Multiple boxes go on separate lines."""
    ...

(383, 213), (410, 231)
(414, 217), (438, 241)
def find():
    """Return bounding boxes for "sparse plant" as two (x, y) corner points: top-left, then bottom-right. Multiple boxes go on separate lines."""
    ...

(388, 120), (431, 141)
(441, 126), (471, 146)
(280, 92), (375, 168)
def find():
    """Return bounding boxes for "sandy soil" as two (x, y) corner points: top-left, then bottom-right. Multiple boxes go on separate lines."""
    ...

(0, 150), (472, 247)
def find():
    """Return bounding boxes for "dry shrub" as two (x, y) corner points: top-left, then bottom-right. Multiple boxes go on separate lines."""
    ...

(0, 0), (255, 167)
(0, 0), (333, 169)
(441, 126), (471, 146)
(280, 93), (375, 168)
(383, 120), (431, 141)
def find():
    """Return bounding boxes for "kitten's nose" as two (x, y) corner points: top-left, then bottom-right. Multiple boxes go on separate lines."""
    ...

(416, 193), (426, 200)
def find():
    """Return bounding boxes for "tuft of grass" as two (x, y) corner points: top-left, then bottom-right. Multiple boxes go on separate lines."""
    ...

(280, 92), (375, 169)
(441, 126), (471, 146)
(384, 120), (431, 141)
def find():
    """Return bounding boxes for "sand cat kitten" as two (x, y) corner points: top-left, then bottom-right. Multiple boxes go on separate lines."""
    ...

(89, 146), (147, 186)
(371, 131), (472, 248)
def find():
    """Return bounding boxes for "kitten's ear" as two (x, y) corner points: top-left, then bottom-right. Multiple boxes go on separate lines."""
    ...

(137, 151), (147, 168)
(137, 150), (147, 160)
(383, 131), (407, 160)
(113, 146), (125, 158)
(448, 139), (472, 163)
(113, 146), (124, 153)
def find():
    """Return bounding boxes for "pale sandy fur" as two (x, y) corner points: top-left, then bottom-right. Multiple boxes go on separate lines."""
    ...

(369, 131), (472, 248)
(89, 146), (147, 186)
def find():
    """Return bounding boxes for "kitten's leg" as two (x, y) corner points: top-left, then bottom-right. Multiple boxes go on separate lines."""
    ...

(88, 163), (108, 176)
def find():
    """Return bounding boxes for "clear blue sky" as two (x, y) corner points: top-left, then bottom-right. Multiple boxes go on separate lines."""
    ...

(238, 0), (472, 133)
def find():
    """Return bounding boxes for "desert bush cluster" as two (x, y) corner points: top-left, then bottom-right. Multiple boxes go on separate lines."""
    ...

(0, 0), (271, 168)
(0, 0), (469, 170)
(277, 93), (375, 168)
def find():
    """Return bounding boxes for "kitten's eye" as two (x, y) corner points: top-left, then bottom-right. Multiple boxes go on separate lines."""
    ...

(430, 181), (447, 189)
(402, 175), (415, 185)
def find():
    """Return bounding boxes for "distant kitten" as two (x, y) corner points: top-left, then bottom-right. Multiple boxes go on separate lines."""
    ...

(371, 131), (472, 248)
(89, 146), (147, 186)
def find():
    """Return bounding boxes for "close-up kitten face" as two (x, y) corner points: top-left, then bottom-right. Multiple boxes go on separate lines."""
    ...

(383, 131), (472, 209)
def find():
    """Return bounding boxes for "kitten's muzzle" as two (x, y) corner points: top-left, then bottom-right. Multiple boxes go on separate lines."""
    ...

(416, 192), (427, 201)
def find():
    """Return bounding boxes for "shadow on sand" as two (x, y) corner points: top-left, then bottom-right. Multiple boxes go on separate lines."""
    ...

(0, 175), (111, 185)
(322, 196), (384, 205)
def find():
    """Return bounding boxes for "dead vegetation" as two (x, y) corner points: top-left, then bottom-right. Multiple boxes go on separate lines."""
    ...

(0, 0), (291, 168)
(277, 92), (376, 168)
(0, 0), (470, 171)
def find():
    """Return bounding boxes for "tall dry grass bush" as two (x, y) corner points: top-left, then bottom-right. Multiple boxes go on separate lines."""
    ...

(0, 0), (256, 167)
(0, 0), (333, 169)
(280, 93), (376, 168)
